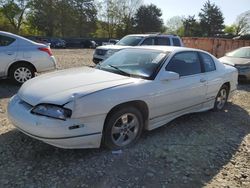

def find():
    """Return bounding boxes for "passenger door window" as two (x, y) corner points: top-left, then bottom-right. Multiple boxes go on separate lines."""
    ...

(0, 35), (16, 46)
(199, 52), (216, 72)
(172, 38), (181, 46)
(156, 37), (170, 45)
(166, 52), (202, 76)
(141, 37), (154, 45)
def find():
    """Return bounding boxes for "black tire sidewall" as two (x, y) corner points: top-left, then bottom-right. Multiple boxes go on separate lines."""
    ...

(103, 106), (144, 150)
(9, 63), (35, 85)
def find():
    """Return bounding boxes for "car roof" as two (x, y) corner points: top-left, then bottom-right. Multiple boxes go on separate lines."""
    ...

(0, 31), (23, 39)
(0, 30), (34, 42)
(129, 45), (209, 54)
(127, 34), (180, 38)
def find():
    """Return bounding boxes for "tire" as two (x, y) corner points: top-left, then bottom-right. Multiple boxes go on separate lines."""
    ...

(103, 106), (144, 150)
(9, 63), (35, 85)
(213, 85), (229, 111)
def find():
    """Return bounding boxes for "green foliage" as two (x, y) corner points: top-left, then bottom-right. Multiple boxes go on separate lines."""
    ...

(182, 15), (202, 37)
(198, 0), (224, 37)
(224, 25), (236, 35)
(0, 0), (30, 33)
(28, 0), (97, 37)
(134, 4), (163, 33)
(165, 16), (184, 35)
(96, 0), (142, 38)
(1, 0), (246, 39)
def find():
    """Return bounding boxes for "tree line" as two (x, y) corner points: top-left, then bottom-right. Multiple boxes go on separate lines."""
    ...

(0, 0), (249, 38)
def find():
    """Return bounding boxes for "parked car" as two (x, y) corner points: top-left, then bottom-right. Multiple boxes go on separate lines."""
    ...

(47, 38), (66, 49)
(8, 46), (238, 149)
(80, 39), (95, 48)
(102, 39), (119, 46)
(219, 47), (250, 81)
(0, 31), (57, 84)
(93, 34), (184, 64)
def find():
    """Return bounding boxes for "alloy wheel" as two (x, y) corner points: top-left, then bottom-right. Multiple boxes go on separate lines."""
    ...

(111, 113), (140, 147)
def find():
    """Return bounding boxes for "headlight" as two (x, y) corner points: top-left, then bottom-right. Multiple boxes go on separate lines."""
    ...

(235, 65), (250, 70)
(31, 104), (72, 120)
(106, 49), (117, 56)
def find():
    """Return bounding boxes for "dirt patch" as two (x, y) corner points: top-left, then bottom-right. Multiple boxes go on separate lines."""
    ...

(0, 49), (249, 188)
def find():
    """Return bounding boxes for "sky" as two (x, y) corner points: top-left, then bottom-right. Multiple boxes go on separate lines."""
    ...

(143, 0), (250, 25)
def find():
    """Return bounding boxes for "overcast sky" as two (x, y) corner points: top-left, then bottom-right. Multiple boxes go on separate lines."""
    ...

(143, 0), (250, 25)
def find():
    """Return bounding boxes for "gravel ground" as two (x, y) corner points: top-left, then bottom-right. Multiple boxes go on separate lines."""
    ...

(0, 49), (249, 188)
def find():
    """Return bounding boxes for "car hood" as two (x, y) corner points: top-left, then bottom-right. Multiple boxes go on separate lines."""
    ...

(97, 45), (130, 50)
(219, 56), (250, 66)
(18, 67), (134, 106)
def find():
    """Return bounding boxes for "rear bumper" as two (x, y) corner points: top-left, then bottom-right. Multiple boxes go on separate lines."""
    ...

(36, 56), (57, 72)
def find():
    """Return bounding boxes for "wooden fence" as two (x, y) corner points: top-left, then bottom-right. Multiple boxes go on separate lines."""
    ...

(182, 37), (250, 58)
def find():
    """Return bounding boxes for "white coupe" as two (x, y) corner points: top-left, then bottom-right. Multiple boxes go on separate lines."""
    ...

(8, 46), (238, 149)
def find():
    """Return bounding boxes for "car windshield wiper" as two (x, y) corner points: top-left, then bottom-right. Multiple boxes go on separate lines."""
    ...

(107, 64), (131, 77)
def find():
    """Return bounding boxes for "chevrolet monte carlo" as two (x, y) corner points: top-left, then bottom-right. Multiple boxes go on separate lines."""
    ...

(8, 46), (238, 149)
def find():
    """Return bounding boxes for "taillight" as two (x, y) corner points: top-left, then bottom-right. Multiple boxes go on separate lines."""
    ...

(38, 47), (52, 56)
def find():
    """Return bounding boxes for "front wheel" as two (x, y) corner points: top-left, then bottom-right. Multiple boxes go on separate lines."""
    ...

(213, 85), (229, 111)
(103, 107), (144, 150)
(9, 63), (35, 84)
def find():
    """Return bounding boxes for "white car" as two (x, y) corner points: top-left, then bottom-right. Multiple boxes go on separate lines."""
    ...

(8, 46), (238, 149)
(93, 34), (184, 64)
(0, 31), (57, 84)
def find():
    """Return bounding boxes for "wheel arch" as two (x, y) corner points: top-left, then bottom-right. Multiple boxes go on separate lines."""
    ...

(104, 100), (149, 130)
(222, 81), (231, 92)
(7, 60), (37, 77)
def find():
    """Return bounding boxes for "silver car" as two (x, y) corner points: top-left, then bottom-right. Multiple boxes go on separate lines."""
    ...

(0, 31), (57, 84)
(219, 47), (250, 81)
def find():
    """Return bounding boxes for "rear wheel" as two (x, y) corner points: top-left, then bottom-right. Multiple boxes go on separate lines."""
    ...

(9, 63), (35, 84)
(103, 106), (143, 150)
(213, 85), (229, 111)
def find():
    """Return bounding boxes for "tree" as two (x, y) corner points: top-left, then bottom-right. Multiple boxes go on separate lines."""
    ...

(0, 0), (30, 33)
(182, 15), (202, 37)
(73, 0), (97, 37)
(134, 4), (163, 33)
(165, 16), (184, 35)
(234, 11), (250, 35)
(28, 0), (58, 36)
(28, 0), (97, 37)
(224, 25), (236, 36)
(116, 0), (142, 37)
(97, 0), (142, 38)
(198, 0), (224, 37)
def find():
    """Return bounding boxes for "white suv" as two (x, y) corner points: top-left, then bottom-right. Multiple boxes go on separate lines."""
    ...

(93, 34), (184, 64)
(0, 31), (57, 84)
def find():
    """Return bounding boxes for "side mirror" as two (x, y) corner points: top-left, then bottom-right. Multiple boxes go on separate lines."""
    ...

(159, 71), (180, 81)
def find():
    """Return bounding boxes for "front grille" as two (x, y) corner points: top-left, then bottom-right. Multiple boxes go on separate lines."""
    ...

(95, 49), (107, 56)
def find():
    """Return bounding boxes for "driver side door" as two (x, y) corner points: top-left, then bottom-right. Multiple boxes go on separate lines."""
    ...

(150, 51), (207, 128)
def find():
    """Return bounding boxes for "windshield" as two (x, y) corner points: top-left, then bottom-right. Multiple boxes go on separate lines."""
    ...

(116, 36), (143, 46)
(96, 49), (168, 79)
(227, 48), (250, 58)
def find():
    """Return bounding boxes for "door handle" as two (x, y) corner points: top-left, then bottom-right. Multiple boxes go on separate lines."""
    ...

(200, 78), (206, 83)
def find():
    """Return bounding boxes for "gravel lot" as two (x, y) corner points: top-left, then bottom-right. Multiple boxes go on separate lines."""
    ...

(0, 49), (249, 188)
